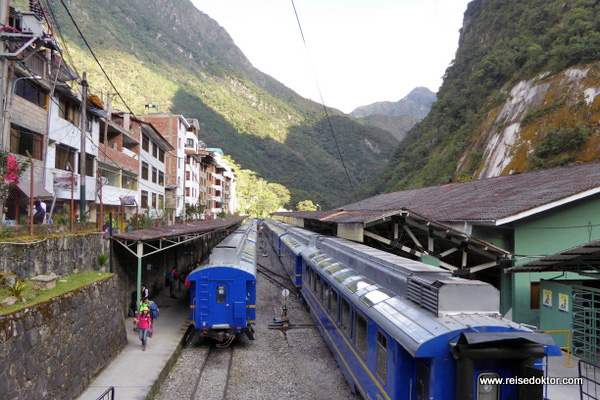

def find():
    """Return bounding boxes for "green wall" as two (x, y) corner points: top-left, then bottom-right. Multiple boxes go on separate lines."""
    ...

(539, 280), (573, 348)
(510, 196), (600, 326)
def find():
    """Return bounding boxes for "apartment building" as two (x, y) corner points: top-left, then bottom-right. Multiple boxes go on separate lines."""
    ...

(138, 113), (189, 222)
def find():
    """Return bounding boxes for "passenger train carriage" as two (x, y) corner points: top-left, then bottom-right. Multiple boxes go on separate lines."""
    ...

(187, 221), (257, 344)
(265, 219), (560, 400)
(262, 218), (288, 254)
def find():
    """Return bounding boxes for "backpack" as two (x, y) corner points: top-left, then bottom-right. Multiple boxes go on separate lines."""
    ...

(149, 302), (159, 319)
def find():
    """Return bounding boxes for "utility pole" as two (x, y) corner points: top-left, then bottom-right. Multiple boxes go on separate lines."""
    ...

(0, 0), (9, 149)
(79, 72), (88, 220)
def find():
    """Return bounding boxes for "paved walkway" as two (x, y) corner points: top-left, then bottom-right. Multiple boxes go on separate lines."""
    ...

(547, 351), (581, 400)
(78, 287), (190, 400)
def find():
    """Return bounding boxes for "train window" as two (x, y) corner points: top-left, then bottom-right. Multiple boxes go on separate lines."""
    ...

(376, 331), (387, 384)
(322, 282), (329, 305)
(316, 274), (321, 297)
(331, 290), (339, 321)
(417, 362), (430, 400)
(476, 372), (500, 400)
(340, 298), (351, 337)
(216, 285), (226, 303)
(355, 312), (367, 357)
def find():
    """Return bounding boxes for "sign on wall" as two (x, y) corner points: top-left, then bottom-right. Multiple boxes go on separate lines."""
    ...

(559, 293), (569, 313)
(543, 289), (552, 309)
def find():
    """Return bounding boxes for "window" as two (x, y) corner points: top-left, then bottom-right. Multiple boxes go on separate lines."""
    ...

(158, 194), (164, 209)
(152, 143), (158, 158)
(55, 144), (75, 171)
(159, 171), (164, 186)
(216, 285), (226, 303)
(15, 78), (46, 108)
(85, 155), (94, 177)
(322, 282), (329, 305)
(476, 372), (500, 400)
(141, 162), (149, 180)
(121, 174), (138, 190)
(376, 331), (387, 383)
(11, 127), (43, 160)
(530, 282), (540, 310)
(316, 275), (322, 300)
(152, 167), (157, 184)
(152, 192), (157, 208)
(355, 312), (367, 356)
(159, 148), (165, 163)
(58, 98), (79, 125)
(185, 187), (190, 197)
(340, 298), (350, 337)
(178, 138), (181, 149)
(330, 290), (338, 321)
(186, 138), (194, 148)
(99, 168), (119, 187)
(186, 171), (190, 180)
(417, 362), (430, 400)
(142, 134), (149, 152)
(141, 191), (148, 208)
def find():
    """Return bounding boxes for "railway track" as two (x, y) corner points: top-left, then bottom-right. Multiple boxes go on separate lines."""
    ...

(189, 344), (234, 400)
(256, 263), (298, 293)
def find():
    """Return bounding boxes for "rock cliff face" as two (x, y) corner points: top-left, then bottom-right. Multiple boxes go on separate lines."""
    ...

(368, 0), (600, 196)
(460, 64), (600, 178)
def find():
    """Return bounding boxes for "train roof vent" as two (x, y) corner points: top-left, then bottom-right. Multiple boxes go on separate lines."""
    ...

(406, 276), (439, 315)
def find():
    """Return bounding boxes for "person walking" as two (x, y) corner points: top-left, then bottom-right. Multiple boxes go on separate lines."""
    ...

(140, 284), (149, 299)
(134, 308), (151, 351)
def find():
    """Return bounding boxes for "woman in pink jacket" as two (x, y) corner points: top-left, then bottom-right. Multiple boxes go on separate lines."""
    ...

(135, 308), (152, 351)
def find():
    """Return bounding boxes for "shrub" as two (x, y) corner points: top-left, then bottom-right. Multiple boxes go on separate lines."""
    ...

(7, 281), (27, 297)
(98, 252), (108, 267)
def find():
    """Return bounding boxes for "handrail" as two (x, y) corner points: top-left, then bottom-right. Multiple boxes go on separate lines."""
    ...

(541, 330), (573, 367)
(95, 386), (115, 400)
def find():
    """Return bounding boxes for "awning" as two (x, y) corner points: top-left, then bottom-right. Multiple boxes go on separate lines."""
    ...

(17, 177), (53, 199)
(508, 239), (600, 273)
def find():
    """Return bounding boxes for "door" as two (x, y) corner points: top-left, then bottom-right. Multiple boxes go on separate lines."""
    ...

(210, 282), (231, 327)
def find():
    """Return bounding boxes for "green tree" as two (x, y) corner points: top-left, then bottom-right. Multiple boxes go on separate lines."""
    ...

(296, 200), (318, 211)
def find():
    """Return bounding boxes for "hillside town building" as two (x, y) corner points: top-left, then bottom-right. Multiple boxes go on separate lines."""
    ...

(0, 6), (237, 228)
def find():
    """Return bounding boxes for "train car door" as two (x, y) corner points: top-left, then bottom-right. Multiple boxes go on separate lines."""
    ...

(210, 282), (231, 327)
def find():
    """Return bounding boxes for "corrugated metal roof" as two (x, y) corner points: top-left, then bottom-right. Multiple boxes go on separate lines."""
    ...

(276, 162), (600, 224)
(113, 216), (246, 241)
(342, 162), (600, 222)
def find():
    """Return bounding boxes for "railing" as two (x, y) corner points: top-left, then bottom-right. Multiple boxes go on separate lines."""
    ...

(580, 359), (600, 400)
(95, 386), (115, 400)
(541, 330), (573, 367)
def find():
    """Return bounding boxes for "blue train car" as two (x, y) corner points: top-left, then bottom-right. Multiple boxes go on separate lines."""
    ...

(187, 221), (257, 344)
(276, 221), (560, 400)
(263, 218), (287, 255)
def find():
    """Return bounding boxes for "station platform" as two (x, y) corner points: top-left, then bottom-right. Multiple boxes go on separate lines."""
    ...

(547, 351), (581, 400)
(77, 286), (190, 400)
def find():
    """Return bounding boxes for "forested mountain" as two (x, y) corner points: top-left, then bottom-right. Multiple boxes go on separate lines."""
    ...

(37, 0), (397, 208)
(368, 0), (600, 195)
(350, 87), (436, 142)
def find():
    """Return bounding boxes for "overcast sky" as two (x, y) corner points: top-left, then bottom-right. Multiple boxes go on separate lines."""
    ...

(191, 0), (472, 114)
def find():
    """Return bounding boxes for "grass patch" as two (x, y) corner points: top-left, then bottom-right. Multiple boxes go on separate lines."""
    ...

(0, 270), (113, 315)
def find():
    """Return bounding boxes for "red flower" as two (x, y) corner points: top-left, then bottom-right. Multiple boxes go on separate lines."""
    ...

(6, 154), (20, 184)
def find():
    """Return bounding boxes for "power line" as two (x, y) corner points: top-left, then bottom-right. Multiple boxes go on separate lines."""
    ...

(289, 0), (365, 219)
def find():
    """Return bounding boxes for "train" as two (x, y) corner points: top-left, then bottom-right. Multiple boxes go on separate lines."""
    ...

(186, 220), (257, 345)
(263, 218), (560, 400)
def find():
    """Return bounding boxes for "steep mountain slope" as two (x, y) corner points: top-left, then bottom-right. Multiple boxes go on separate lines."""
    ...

(350, 87), (436, 119)
(353, 114), (419, 142)
(41, 0), (396, 208)
(350, 87), (436, 142)
(369, 0), (600, 195)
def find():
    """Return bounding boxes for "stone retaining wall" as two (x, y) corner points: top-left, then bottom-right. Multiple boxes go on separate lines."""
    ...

(0, 232), (110, 279)
(0, 275), (126, 400)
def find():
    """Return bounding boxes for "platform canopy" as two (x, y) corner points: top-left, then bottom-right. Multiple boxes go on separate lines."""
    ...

(508, 239), (600, 274)
(112, 216), (246, 310)
(272, 208), (511, 275)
